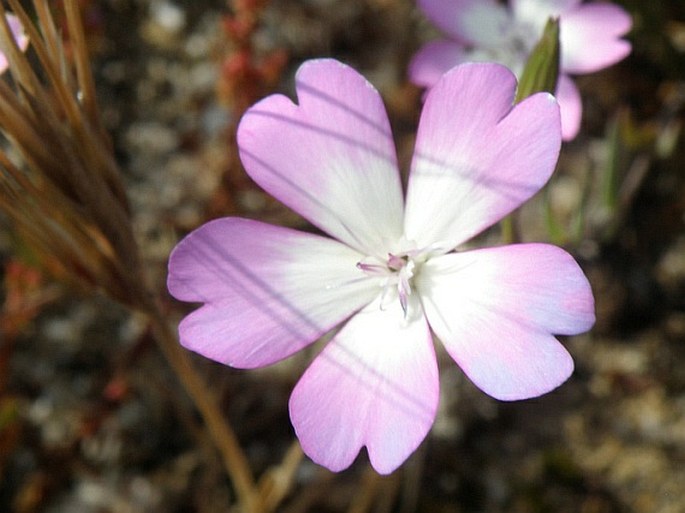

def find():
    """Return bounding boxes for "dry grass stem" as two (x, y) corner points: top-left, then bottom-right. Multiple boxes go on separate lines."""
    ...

(257, 441), (304, 512)
(0, 1), (310, 511)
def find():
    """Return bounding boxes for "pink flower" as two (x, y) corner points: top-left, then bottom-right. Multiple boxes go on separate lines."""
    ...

(410, 0), (632, 140)
(167, 59), (595, 474)
(0, 14), (29, 74)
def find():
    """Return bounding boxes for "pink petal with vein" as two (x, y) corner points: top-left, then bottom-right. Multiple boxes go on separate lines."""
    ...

(167, 218), (378, 368)
(418, 244), (595, 400)
(560, 4), (632, 74)
(237, 59), (404, 257)
(405, 63), (561, 249)
(290, 296), (438, 474)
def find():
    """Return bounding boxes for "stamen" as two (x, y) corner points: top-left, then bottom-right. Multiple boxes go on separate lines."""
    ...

(357, 241), (449, 318)
(379, 277), (394, 311)
(387, 253), (406, 271)
(397, 260), (415, 317)
(398, 286), (409, 315)
(356, 256), (391, 276)
(356, 261), (386, 273)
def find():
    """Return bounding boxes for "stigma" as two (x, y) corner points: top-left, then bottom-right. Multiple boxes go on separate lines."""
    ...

(357, 248), (425, 317)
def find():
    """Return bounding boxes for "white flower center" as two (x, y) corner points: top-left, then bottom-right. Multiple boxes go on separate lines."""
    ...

(357, 241), (449, 317)
(356, 252), (419, 316)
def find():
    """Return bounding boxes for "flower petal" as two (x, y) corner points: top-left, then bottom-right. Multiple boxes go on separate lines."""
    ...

(511, 0), (581, 31)
(418, 0), (508, 46)
(559, 3), (632, 74)
(556, 74), (582, 141)
(417, 244), (595, 401)
(404, 63), (561, 249)
(289, 296), (438, 474)
(167, 218), (378, 368)
(237, 59), (404, 257)
(408, 40), (468, 89)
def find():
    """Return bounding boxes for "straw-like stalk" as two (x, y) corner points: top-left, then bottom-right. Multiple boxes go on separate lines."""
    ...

(0, 0), (142, 306)
(0, 2), (307, 511)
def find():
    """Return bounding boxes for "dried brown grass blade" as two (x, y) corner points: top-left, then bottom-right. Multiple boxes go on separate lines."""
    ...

(62, 0), (101, 133)
(0, 2), (269, 511)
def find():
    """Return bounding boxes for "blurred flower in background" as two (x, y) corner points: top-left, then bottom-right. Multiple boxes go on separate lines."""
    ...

(409, 0), (632, 140)
(0, 13), (27, 73)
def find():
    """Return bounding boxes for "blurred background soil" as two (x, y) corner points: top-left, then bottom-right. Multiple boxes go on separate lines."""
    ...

(2, 0), (685, 512)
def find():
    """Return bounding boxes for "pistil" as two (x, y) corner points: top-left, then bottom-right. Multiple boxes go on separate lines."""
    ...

(357, 250), (421, 318)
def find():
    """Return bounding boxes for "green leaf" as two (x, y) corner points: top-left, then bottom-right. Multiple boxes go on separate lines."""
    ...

(602, 111), (622, 213)
(515, 17), (560, 104)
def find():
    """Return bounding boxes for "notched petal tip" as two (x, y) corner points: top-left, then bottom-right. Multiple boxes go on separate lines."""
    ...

(289, 298), (438, 474)
(236, 58), (405, 256)
(405, 63), (561, 249)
